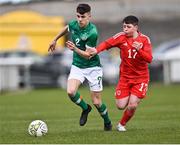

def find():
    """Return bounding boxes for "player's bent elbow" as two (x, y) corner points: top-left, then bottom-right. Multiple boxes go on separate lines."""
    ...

(147, 56), (153, 63)
(145, 56), (153, 63)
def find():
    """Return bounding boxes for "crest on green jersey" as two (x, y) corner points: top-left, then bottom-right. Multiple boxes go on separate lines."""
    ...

(81, 33), (88, 41)
(71, 30), (74, 34)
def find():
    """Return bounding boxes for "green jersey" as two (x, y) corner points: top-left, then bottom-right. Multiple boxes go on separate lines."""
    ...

(68, 20), (101, 68)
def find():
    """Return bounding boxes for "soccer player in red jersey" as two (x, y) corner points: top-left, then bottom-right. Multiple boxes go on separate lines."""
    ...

(66, 15), (153, 131)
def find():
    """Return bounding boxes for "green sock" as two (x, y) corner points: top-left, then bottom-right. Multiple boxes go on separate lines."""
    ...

(96, 103), (111, 124)
(70, 92), (88, 110)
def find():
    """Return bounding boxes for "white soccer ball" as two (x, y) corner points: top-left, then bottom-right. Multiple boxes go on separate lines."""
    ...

(28, 120), (48, 137)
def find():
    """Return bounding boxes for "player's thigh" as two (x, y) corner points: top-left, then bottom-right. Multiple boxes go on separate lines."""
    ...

(115, 78), (131, 109)
(67, 65), (84, 94)
(68, 65), (85, 83)
(115, 78), (130, 99)
(128, 94), (141, 109)
(86, 66), (103, 92)
(131, 81), (149, 99)
(67, 79), (81, 94)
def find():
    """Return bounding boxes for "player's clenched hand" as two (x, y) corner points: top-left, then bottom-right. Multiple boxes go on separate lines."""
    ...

(66, 41), (75, 51)
(48, 40), (57, 52)
(86, 47), (97, 57)
(132, 41), (143, 51)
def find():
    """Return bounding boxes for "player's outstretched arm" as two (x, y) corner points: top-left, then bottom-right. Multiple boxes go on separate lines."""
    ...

(66, 41), (93, 59)
(95, 41), (112, 54)
(48, 25), (68, 52)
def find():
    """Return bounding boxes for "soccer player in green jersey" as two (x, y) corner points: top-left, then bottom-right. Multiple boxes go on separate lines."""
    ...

(48, 3), (112, 131)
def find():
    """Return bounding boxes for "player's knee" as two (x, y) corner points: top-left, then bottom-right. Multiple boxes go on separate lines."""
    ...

(116, 101), (127, 110)
(93, 103), (101, 108)
(67, 89), (76, 97)
(92, 99), (101, 108)
(116, 104), (126, 110)
(127, 103), (138, 110)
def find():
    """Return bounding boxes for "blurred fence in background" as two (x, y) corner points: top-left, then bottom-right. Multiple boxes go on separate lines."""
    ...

(0, 58), (31, 91)
(0, 49), (120, 92)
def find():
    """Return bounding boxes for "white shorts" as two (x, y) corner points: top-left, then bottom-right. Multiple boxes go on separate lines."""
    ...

(68, 65), (103, 92)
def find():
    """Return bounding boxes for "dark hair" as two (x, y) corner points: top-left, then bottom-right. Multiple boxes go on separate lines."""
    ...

(76, 3), (91, 14)
(123, 15), (139, 26)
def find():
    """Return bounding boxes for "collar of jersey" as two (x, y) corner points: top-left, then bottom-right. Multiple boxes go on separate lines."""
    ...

(78, 22), (90, 30)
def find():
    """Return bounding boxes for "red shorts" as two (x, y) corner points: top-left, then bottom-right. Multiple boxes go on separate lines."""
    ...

(115, 77), (149, 99)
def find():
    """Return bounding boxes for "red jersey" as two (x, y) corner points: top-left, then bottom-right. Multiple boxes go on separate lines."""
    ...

(96, 32), (153, 81)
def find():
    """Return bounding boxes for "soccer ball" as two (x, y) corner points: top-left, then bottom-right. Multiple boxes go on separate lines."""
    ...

(28, 120), (48, 137)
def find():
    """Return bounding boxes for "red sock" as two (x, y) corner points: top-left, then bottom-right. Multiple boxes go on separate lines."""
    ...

(120, 108), (136, 126)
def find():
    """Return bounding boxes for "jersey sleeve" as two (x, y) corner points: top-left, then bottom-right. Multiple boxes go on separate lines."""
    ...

(86, 32), (98, 48)
(68, 20), (75, 33)
(105, 32), (123, 47)
(138, 37), (153, 63)
(96, 32), (123, 53)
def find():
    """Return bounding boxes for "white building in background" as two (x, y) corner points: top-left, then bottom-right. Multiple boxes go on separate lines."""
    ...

(153, 39), (180, 84)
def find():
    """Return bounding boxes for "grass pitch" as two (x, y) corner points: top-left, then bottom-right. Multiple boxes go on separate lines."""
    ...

(0, 83), (180, 144)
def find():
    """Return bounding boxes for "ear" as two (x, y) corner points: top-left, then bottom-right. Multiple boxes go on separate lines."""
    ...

(87, 12), (91, 18)
(135, 25), (138, 30)
(136, 25), (139, 30)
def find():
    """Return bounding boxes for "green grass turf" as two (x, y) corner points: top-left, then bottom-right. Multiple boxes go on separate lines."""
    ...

(0, 83), (180, 144)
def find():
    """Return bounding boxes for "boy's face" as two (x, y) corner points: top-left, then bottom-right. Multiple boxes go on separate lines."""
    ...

(123, 23), (138, 37)
(76, 12), (91, 28)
